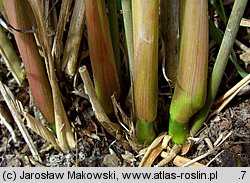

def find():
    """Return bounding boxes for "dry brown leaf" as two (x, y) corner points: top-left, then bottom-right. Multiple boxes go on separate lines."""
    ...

(180, 140), (193, 155)
(240, 18), (250, 27)
(63, 0), (86, 76)
(24, 112), (60, 151)
(139, 132), (170, 167)
(53, 0), (73, 60)
(240, 52), (250, 63)
(156, 144), (182, 167)
(111, 94), (131, 130)
(235, 40), (250, 64)
(0, 104), (17, 142)
(161, 151), (206, 167)
(0, 81), (42, 162)
(28, 0), (76, 152)
(211, 73), (250, 119)
(78, 66), (122, 137)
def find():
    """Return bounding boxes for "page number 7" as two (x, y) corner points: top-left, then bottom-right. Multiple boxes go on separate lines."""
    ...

(241, 171), (246, 179)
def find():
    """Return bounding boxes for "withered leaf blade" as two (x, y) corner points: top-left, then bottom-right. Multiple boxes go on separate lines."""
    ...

(139, 132), (170, 167)
(161, 151), (206, 167)
(79, 66), (121, 137)
(0, 81), (42, 162)
(24, 112), (60, 151)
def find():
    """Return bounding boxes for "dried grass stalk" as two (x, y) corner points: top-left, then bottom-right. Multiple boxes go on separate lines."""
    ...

(62, 0), (86, 76)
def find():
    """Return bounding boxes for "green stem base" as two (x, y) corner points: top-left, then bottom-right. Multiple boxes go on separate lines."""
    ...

(136, 119), (156, 145)
(168, 116), (189, 144)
